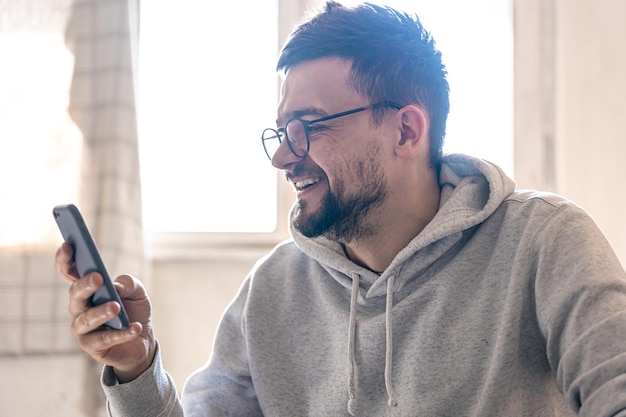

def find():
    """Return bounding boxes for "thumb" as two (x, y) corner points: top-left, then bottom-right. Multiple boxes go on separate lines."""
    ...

(113, 274), (146, 300)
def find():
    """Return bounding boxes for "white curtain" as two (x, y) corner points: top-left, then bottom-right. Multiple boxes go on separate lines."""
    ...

(65, 0), (144, 279)
(0, 0), (143, 415)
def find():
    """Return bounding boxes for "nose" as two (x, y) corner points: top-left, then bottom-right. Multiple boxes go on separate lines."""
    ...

(271, 139), (303, 169)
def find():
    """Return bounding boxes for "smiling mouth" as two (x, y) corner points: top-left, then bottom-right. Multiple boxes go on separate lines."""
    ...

(294, 177), (321, 191)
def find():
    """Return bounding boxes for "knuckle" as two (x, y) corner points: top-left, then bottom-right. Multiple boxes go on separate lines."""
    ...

(67, 280), (77, 297)
(100, 330), (115, 346)
(71, 310), (91, 334)
(68, 277), (88, 300)
(76, 336), (91, 353)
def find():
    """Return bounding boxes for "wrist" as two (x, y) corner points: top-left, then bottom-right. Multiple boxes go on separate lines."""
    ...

(114, 340), (157, 383)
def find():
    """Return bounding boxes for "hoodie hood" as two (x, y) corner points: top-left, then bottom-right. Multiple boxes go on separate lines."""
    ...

(290, 153), (516, 297)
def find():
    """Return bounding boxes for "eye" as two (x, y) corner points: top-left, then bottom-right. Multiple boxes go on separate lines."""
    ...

(306, 123), (328, 134)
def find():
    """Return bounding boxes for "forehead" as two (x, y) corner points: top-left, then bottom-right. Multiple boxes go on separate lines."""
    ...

(277, 57), (361, 124)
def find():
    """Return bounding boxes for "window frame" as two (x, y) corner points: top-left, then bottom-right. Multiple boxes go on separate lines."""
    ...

(146, 178), (294, 260)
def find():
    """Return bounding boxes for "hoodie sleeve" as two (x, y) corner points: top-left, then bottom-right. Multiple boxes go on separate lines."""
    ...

(181, 276), (264, 417)
(101, 276), (261, 417)
(102, 343), (183, 417)
(533, 202), (626, 416)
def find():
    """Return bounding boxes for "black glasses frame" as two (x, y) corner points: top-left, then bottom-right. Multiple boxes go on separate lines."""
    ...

(262, 101), (402, 160)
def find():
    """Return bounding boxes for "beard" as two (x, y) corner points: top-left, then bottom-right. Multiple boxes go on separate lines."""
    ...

(292, 150), (388, 243)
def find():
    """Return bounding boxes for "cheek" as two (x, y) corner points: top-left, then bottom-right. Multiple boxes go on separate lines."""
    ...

(310, 132), (385, 186)
(318, 153), (371, 194)
(308, 136), (348, 172)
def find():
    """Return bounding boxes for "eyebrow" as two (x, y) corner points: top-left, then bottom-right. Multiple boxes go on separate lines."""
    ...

(276, 107), (327, 127)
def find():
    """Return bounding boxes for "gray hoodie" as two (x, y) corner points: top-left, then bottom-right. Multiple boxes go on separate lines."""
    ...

(103, 154), (626, 416)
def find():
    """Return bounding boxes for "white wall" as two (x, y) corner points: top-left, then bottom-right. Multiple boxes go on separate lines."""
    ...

(0, 356), (95, 416)
(553, 0), (626, 262)
(514, 0), (626, 265)
(151, 255), (263, 388)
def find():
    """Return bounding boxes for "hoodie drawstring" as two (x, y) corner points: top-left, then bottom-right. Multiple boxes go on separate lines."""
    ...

(346, 273), (398, 415)
(385, 274), (398, 408)
(347, 273), (359, 416)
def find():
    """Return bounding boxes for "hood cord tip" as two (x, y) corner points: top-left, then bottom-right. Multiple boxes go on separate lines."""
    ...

(348, 398), (356, 416)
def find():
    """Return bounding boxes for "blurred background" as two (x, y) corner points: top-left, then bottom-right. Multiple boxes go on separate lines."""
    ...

(1, 0), (625, 415)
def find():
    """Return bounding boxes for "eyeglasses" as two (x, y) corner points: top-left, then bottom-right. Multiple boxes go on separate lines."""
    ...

(261, 101), (402, 160)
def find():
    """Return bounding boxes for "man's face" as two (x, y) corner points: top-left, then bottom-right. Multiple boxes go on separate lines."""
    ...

(272, 58), (394, 243)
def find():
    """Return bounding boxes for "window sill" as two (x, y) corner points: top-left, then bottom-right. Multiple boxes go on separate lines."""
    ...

(145, 230), (289, 262)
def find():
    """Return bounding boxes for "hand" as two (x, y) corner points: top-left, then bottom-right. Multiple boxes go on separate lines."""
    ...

(56, 243), (157, 383)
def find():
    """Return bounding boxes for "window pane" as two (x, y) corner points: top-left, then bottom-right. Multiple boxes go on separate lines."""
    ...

(138, 1), (279, 232)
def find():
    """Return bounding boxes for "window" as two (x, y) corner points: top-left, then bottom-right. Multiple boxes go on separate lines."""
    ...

(138, 1), (280, 234)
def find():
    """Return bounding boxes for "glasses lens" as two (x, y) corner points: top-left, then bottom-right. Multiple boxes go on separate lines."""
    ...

(262, 128), (282, 160)
(285, 119), (309, 158)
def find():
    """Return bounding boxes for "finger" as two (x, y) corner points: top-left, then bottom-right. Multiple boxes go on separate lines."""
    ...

(76, 323), (142, 356)
(71, 299), (122, 335)
(68, 272), (103, 317)
(55, 242), (80, 282)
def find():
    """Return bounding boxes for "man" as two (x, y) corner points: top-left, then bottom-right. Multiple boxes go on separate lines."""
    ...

(56, 2), (626, 416)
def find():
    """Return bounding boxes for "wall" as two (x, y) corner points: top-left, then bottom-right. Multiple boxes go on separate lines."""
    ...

(0, 355), (90, 416)
(554, 0), (626, 262)
(514, 0), (626, 265)
(150, 255), (264, 388)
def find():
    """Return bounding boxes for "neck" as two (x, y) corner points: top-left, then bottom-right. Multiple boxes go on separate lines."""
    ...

(342, 177), (441, 272)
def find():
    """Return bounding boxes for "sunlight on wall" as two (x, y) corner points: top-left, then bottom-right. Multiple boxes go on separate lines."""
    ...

(0, 33), (81, 247)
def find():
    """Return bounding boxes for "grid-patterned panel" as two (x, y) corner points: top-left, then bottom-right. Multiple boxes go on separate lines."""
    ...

(0, 250), (80, 356)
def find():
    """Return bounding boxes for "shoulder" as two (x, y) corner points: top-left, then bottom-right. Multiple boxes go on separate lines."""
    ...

(500, 189), (592, 224)
(259, 239), (306, 265)
(505, 189), (580, 209)
(481, 189), (605, 254)
(500, 190), (612, 256)
(249, 239), (314, 282)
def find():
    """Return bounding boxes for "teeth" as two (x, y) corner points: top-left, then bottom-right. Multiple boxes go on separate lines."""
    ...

(294, 177), (320, 190)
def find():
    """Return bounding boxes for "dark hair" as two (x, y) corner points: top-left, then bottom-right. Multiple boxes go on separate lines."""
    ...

(277, 1), (450, 169)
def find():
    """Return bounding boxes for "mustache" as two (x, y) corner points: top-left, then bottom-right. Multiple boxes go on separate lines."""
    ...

(285, 164), (326, 182)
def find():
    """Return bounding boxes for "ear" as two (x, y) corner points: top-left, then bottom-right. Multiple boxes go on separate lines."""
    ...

(395, 105), (428, 159)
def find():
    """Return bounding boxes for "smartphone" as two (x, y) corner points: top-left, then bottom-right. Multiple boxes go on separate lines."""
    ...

(52, 204), (130, 330)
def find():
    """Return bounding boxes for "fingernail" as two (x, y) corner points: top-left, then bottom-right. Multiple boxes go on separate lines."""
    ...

(105, 303), (116, 317)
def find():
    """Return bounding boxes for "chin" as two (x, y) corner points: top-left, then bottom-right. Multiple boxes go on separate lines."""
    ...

(291, 195), (339, 239)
